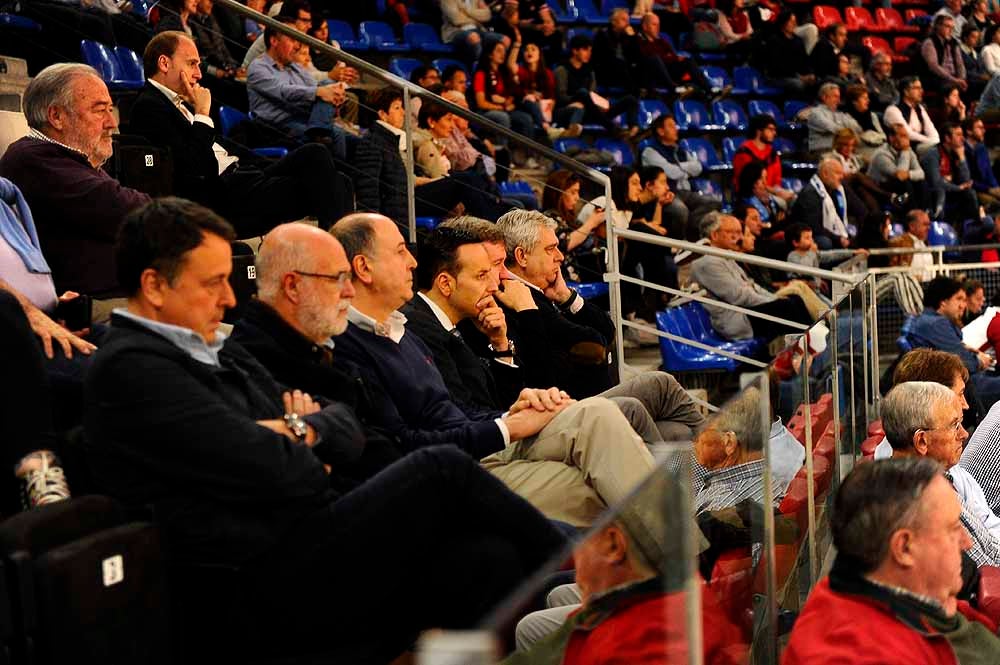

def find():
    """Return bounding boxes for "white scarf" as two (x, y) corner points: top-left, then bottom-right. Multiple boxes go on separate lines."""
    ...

(809, 173), (849, 238)
(377, 119), (407, 154)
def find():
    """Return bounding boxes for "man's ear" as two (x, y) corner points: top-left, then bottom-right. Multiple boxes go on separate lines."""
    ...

(434, 272), (454, 298)
(281, 272), (301, 304)
(887, 527), (918, 570)
(157, 53), (171, 75)
(513, 246), (529, 269)
(606, 525), (630, 565)
(46, 105), (67, 133)
(351, 254), (373, 286)
(723, 431), (738, 457)
(912, 431), (930, 456)
(139, 268), (167, 308)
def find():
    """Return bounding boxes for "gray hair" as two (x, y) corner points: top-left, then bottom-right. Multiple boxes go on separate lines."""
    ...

(699, 210), (725, 239)
(833, 456), (943, 573)
(495, 209), (557, 265)
(871, 52), (891, 65)
(330, 213), (378, 264)
(709, 386), (765, 453)
(610, 7), (628, 19)
(439, 216), (505, 243)
(255, 224), (314, 302)
(22, 63), (102, 130)
(817, 156), (842, 176)
(818, 82), (840, 101)
(882, 381), (955, 451)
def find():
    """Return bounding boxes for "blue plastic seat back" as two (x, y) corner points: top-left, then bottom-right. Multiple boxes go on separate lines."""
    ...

(781, 177), (803, 194)
(692, 178), (723, 200)
(360, 20), (402, 48)
(733, 65), (779, 94)
(389, 57), (424, 80)
(679, 138), (720, 168)
(548, 1), (577, 23)
(713, 100), (747, 131)
(554, 137), (589, 155)
(674, 100), (713, 131)
(594, 138), (633, 166)
(928, 221), (958, 246)
(404, 22), (444, 48)
(701, 65), (731, 91)
(0, 13), (41, 30)
(638, 99), (668, 129)
(569, 0), (607, 23)
(113, 46), (144, 83)
(772, 137), (797, 155)
(80, 40), (120, 84)
(567, 281), (609, 298)
(327, 19), (364, 48)
(218, 105), (248, 137)
(747, 99), (783, 125)
(721, 137), (739, 163)
(784, 100), (808, 122)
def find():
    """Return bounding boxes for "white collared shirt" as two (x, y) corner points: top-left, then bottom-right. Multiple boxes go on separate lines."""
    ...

(907, 232), (935, 282)
(28, 128), (89, 162)
(346, 305), (408, 343)
(148, 78), (239, 176)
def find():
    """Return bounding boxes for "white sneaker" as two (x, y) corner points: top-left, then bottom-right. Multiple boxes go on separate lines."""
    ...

(19, 453), (71, 509)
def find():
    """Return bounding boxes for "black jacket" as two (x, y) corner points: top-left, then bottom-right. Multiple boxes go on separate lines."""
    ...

(230, 300), (404, 483)
(83, 314), (363, 565)
(400, 294), (522, 411)
(810, 39), (841, 81)
(355, 122), (408, 225)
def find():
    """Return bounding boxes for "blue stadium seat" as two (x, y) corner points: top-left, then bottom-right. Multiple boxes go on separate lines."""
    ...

(80, 40), (143, 91)
(432, 57), (467, 78)
(721, 137), (739, 163)
(712, 100), (748, 132)
(683, 302), (764, 355)
(773, 137), (813, 171)
(567, 281), (609, 298)
(674, 100), (722, 132)
(662, 33), (692, 59)
(656, 307), (738, 372)
(416, 217), (442, 229)
(129, 0), (151, 17)
(548, 1), (577, 24)
(747, 99), (784, 126)
(389, 57), (424, 80)
(595, 138), (634, 166)
(359, 21), (409, 52)
(638, 99), (668, 129)
(679, 137), (730, 172)
(783, 100), (809, 128)
(565, 27), (594, 46)
(732, 65), (780, 96)
(217, 105), (289, 158)
(554, 137), (589, 154)
(0, 13), (41, 30)
(781, 177), (804, 194)
(569, 0), (609, 25)
(928, 221), (958, 246)
(692, 178), (724, 201)
(327, 19), (368, 50)
(498, 181), (539, 209)
(113, 46), (144, 83)
(701, 66), (732, 93)
(404, 22), (454, 53)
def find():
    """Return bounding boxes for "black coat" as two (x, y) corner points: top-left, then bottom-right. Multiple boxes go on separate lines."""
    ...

(83, 315), (363, 565)
(355, 122), (408, 225)
(400, 294), (522, 411)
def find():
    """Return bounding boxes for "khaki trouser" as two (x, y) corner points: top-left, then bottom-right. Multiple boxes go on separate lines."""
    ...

(776, 280), (829, 321)
(480, 396), (656, 527)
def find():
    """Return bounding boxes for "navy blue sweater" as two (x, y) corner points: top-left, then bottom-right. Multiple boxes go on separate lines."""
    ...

(334, 322), (506, 459)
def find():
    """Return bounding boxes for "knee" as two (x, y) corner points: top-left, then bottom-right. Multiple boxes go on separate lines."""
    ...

(467, 31), (481, 45)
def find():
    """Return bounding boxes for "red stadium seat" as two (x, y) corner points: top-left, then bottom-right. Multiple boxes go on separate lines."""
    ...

(894, 36), (918, 54)
(875, 7), (920, 33)
(813, 5), (843, 29)
(979, 566), (1000, 626)
(863, 36), (910, 63)
(845, 7), (884, 32)
(903, 9), (929, 22)
(867, 419), (884, 437)
(711, 548), (755, 633)
(861, 435), (883, 456)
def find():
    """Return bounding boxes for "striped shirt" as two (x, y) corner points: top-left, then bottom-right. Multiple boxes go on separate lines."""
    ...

(948, 471), (1000, 567)
(960, 398), (1000, 515)
(694, 458), (784, 515)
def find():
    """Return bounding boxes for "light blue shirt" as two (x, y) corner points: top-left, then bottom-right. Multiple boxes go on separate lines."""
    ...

(246, 53), (317, 130)
(114, 308), (226, 367)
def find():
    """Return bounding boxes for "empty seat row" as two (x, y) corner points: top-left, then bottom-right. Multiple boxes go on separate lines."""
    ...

(79, 40), (144, 91)
(814, 5), (927, 31)
(327, 20), (454, 53)
(656, 302), (766, 372)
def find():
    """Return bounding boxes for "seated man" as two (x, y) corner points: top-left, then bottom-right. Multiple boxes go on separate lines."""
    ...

(887, 209), (935, 282)
(406, 220), (706, 444)
(878, 380), (1000, 567)
(0, 63), (151, 310)
(635, 12), (714, 96)
(330, 212), (658, 527)
(867, 123), (925, 213)
(592, 8), (642, 93)
(492, 209), (614, 398)
(689, 213), (815, 342)
(964, 117), (1000, 210)
(246, 16), (348, 160)
(731, 114), (794, 206)
(884, 76), (940, 154)
(553, 34), (639, 138)
(906, 276), (1000, 409)
(240, 0), (311, 69)
(84, 198), (567, 663)
(355, 87), (511, 226)
(920, 122), (979, 225)
(784, 457), (1000, 663)
(503, 468), (745, 665)
(807, 82), (863, 155)
(788, 157), (856, 250)
(131, 31), (350, 237)
(640, 112), (722, 241)
(921, 14), (967, 94)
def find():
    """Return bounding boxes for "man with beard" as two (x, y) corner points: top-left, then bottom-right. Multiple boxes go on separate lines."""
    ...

(731, 115), (794, 206)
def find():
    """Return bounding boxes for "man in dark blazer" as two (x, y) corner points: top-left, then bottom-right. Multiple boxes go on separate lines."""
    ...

(129, 31), (349, 236)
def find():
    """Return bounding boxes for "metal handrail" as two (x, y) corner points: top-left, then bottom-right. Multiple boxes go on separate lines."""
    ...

(612, 229), (862, 283)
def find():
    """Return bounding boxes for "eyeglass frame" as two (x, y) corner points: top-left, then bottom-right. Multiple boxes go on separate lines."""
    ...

(915, 418), (965, 436)
(293, 270), (353, 287)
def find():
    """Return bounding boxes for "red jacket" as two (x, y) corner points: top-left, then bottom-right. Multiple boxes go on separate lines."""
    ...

(732, 139), (782, 191)
(783, 578), (995, 665)
(562, 584), (747, 665)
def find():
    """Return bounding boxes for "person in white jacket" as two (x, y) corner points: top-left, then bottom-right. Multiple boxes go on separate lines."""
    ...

(439, 0), (496, 62)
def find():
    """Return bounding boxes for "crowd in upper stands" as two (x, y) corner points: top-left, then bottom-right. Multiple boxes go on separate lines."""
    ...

(4, 0), (1000, 661)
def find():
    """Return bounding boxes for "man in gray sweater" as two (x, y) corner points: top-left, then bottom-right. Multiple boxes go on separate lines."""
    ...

(807, 82), (862, 154)
(867, 123), (925, 210)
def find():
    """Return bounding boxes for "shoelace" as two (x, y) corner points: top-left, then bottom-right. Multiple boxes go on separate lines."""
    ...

(23, 458), (71, 508)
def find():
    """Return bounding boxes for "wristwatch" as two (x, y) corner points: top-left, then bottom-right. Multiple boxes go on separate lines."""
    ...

(489, 338), (516, 358)
(283, 412), (309, 443)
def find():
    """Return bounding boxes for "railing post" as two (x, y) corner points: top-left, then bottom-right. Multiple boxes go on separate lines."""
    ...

(402, 87), (417, 245)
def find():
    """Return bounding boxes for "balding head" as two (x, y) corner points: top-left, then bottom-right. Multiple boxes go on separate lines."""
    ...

(256, 222), (355, 342)
(818, 157), (845, 190)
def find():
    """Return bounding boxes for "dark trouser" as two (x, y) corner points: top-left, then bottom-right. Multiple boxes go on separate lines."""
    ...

(252, 446), (567, 662)
(621, 236), (678, 319)
(641, 56), (712, 92)
(561, 88), (639, 132)
(416, 172), (513, 221)
(747, 295), (814, 341)
(220, 143), (351, 236)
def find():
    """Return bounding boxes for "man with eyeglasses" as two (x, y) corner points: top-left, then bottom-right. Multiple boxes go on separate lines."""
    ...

(241, 0), (312, 69)
(880, 381), (1000, 568)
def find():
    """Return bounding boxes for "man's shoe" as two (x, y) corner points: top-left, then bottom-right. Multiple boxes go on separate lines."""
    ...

(20, 458), (70, 510)
(545, 126), (566, 141)
(562, 123), (583, 138)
